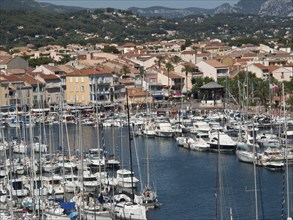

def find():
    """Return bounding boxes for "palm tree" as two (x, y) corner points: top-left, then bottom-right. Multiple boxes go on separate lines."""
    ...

(120, 65), (130, 78)
(156, 56), (165, 68)
(170, 55), (181, 65)
(166, 62), (174, 91)
(182, 63), (192, 93)
(139, 67), (146, 88)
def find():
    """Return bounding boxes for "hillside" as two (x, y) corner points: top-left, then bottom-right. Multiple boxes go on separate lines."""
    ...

(0, 0), (83, 13)
(129, 0), (293, 18)
(0, 9), (291, 50)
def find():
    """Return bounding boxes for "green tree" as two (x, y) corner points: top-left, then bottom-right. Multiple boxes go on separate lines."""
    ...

(181, 64), (192, 92)
(166, 62), (174, 90)
(58, 54), (73, 64)
(169, 55), (181, 64)
(102, 45), (120, 54)
(29, 57), (54, 67)
(139, 67), (146, 88)
(191, 76), (214, 98)
(120, 65), (130, 78)
(287, 96), (293, 112)
(156, 55), (165, 68)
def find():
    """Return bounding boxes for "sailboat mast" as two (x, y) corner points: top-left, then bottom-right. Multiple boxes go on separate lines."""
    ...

(145, 90), (150, 188)
(218, 130), (223, 220)
(126, 88), (135, 202)
(283, 83), (290, 219)
(253, 123), (258, 220)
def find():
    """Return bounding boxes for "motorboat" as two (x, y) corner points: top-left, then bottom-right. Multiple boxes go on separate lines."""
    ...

(208, 130), (236, 152)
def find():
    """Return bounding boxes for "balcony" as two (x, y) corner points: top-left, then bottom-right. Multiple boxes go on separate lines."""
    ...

(216, 68), (228, 77)
(46, 82), (62, 89)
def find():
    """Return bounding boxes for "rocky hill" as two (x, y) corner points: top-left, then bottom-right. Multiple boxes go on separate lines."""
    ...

(129, 0), (293, 18)
(0, 0), (83, 13)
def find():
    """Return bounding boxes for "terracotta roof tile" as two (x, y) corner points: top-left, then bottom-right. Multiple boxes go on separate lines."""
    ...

(204, 60), (227, 68)
(0, 56), (13, 65)
(18, 75), (44, 85)
(38, 73), (61, 80)
(253, 63), (268, 70)
(43, 65), (61, 72)
(123, 43), (136, 47)
(0, 74), (22, 82)
(181, 50), (197, 55)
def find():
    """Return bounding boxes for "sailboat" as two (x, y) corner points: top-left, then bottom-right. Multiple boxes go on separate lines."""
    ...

(113, 88), (147, 220)
(141, 100), (159, 208)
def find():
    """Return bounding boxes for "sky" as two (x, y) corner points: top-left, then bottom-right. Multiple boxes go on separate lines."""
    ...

(36, 0), (239, 10)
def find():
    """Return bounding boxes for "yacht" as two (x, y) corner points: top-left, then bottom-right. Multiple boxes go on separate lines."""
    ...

(45, 174), (65, 195)
(116, 169), (139, 188)
(190, 121), (210, 134)
(77, 170), (100, 192)
(236, 142), (256, 163)
(208, 130), (236, 152)
(188, 136), (210, 151)
(7, 176), (29, 197)
(154, 121), (174, 137)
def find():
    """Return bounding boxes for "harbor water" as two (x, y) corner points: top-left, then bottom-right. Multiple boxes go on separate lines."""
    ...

(3, 124), (293, 220)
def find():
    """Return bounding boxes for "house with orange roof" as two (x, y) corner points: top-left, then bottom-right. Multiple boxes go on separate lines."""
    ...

(124, 54), (157, 70)
(180, 50), (197, 64)
(0, 73), (44, 107)
(197, 60), (229, 82)
(33, 64), (63, 75)
(271, 66), (293, 82)
(195, 53), (211, 63)
(35, 73), (62, 105)
(0, 74), (26, 107)
(123, 43), (136, 54)
(263, 52), (293, 66)
(65, 66), (119, 105)
(126, 87), (153, 105)
(157, 69), (184, 92)
(174, 62), (202, 92)
(18, 74), (45, 107)
(247, 63), (269, 79)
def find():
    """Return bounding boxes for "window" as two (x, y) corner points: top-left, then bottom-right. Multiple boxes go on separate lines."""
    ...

(76, 86), (79, 91)
(76, 95), (79, 101)
(70, 77), (73, 83)
(82, 95), (85, 101)
(81, 77), (84, 83)
(281, 72), (284, 79)
(81, 86), (84, 92)
(70, 86), (73, 92)
(75, 77), (78, 83)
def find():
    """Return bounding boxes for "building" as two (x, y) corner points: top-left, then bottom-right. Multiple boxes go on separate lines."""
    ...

(65, 66), (117, 105)
(0, 56), (28, 70)
(197, 60), (229, 81)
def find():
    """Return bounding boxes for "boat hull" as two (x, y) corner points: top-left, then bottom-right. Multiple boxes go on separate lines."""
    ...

(209, 143), (236, 153)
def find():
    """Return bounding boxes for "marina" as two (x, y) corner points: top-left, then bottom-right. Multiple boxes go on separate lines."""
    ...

(0, 106), (293, 219)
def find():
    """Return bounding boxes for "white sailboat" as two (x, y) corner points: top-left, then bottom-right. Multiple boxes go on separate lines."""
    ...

(113, 88), (147, 220)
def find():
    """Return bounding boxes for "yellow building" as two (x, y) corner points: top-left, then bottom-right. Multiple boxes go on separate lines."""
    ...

(65, 66), (114, 105)
(66, 71), (90, 105)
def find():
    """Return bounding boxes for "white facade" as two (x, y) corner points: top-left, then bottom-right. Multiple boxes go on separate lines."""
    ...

(130, 56), (157, 69)
(247, 64), (267, 79)
(197, 61), (229, 82)
(271, 66), (293, 82)
(33, 65), (55, 75)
